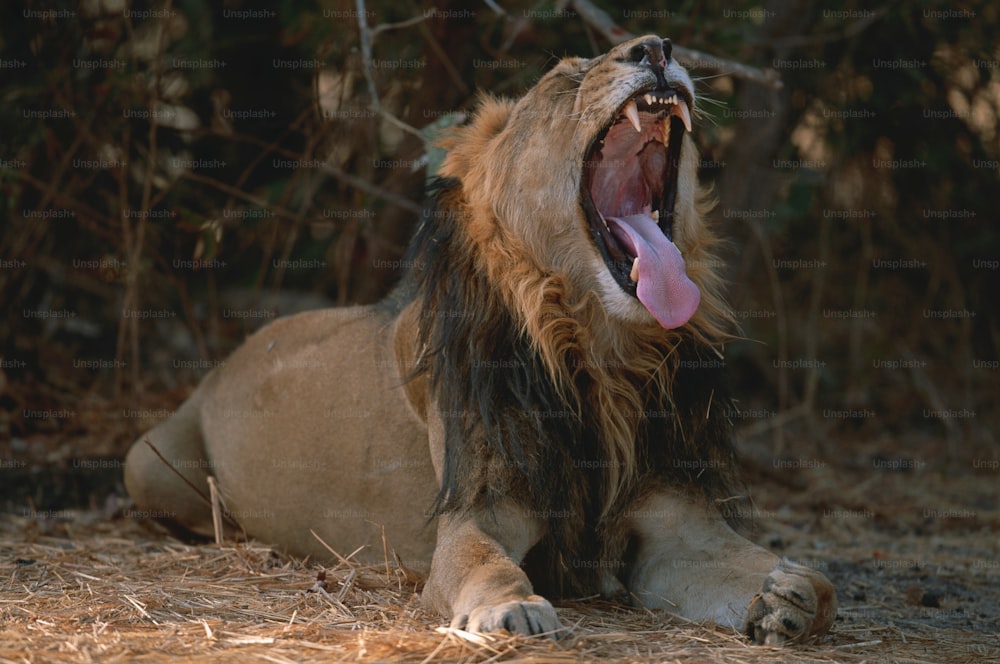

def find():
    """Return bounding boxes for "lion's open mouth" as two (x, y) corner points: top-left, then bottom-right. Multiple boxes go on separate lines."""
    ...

(582, 88), (701, 329)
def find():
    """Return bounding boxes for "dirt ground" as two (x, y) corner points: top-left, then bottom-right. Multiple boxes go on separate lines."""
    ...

(2, 427), (998, 664)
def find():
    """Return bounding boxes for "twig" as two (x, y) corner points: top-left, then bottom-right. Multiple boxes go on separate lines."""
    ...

(124, 1), (176, 394)
(379, 523), (392, 581)
(676, 48), (782, 90)
(417, 21), (469, 95)
(142, 438), (211, 506)
(482, 0), (505, 15)
(304, 570), (354, 616)
(309, 529), (360, 569)
(208, 476), (224, 546)
(123, 594), (154, 622)
(141, 438), (240, 530)
(419, 631), (454, 664)
(743, 219), (790, 452)
(736, 402), (809, 440)
(370, 13), (428, 39)
(848, 219), (874, 393)
(834, 639), (883, 648)
(8, 171), (111, 228)
(321, 163), (422, 214)
(336, 568), (357, 603)
(114, 122), (133, 398)
(355, 0), (425, 140)
(178, 171), (307, 222)
(903, 344), (961, 454)
(802, 217), (831, 412)
(212, 103), (316, 221)
(569, 0), (783, 89)
(182, 125), (421, 214)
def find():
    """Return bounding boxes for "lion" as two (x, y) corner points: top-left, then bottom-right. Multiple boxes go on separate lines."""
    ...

(124, 35), (836, 645)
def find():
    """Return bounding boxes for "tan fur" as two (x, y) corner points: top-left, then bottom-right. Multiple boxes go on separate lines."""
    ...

(436, 65), (733, 516)
(125, 36), (835, 644)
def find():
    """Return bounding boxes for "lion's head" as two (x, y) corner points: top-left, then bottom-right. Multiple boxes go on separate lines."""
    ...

(437, 35), (728, 345)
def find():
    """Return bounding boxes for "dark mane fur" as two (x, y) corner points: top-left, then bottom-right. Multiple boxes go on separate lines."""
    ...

(398, 178), (747, 596)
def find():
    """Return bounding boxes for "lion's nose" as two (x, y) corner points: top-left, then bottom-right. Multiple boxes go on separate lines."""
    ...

(629, 37), (673, 88)
(630, 38), (672, 68)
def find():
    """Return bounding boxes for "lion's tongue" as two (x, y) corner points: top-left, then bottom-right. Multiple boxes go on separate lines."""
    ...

(606, 214), (700, 329)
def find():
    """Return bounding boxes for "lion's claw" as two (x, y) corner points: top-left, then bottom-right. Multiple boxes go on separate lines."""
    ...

(745, 560), (837, 645)
(453, 595), (566, 639)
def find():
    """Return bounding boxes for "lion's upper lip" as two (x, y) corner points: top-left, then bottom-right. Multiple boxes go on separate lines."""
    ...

(581, 85), (690, 296)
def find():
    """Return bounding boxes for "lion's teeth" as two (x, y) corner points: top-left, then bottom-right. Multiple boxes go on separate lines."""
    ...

(630, 257), (639, 283)
(651, 210), (659, 221)
(672, 100), (693, 133)
(624, 100), (641, 133)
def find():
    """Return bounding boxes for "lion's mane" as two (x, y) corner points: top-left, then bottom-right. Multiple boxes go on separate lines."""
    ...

(390, 94), (745, 595)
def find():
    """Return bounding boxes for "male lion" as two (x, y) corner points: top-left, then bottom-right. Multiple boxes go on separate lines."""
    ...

(125, 35), (836, 645)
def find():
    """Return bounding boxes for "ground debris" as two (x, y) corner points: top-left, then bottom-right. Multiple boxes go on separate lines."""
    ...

(2, 502), (995, 663)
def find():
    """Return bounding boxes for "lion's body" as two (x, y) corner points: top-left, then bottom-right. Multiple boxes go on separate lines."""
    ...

(125, 36), (836, 645)
(125, 304), (438, 567)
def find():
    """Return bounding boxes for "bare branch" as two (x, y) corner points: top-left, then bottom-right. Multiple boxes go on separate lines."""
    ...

(370, 13), (429, 39)
(673, 47), (783, 90)
(355, 0), (425, 141)
(321, 164), (422, 215)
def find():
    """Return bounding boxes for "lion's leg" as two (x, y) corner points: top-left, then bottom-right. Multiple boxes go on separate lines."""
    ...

(123, 388), (216, 538)
(422, 504), (564, 637)
(625, 491), (836, 644)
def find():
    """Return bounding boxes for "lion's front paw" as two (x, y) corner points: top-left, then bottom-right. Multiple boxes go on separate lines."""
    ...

(451, 595), (566, 638)
(745, 560), (837, 645)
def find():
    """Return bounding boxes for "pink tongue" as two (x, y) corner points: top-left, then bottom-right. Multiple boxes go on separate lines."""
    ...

(606, 214), (700, 329)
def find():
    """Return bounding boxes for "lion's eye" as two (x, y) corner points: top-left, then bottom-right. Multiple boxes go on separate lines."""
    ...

(629, 45), (646, 63)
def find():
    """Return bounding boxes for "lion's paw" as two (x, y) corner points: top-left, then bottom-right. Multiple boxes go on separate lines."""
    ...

(745, 560), (837, 645)
(452, 595), (566, 638)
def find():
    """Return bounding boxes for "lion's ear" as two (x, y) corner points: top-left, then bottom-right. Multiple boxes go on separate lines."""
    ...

(471, 92), (513, 137)
(438, 95), (513, 180)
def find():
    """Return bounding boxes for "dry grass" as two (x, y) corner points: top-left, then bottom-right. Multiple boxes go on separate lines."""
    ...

(4, 423), (997, 662)
(1, 504), (988, 664)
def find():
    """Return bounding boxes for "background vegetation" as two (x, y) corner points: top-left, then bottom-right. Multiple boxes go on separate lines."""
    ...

(1, 0), (996, 474)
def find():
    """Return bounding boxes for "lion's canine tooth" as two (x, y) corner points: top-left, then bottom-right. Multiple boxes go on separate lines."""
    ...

(624, 100), (642, 133)
(651, 210), (660, 221)
(672, 100), (693, 133)
(630, 257), (639, 283)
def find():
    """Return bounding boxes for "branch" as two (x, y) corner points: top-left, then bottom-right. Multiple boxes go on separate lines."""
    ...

(355, 0), (425, 141)
(569, 0), (783, 90)
(370, 13), (428, 39)
(321, 164), (422, 215)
